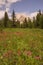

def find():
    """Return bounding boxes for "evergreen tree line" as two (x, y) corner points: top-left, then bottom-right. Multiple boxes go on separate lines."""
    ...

(0, 10), (43, 29)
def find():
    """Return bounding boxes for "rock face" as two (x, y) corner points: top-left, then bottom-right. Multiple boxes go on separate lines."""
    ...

(16, 13), (28, 24)
(16, 13), (28, 19)
(16, 12), (38, 23)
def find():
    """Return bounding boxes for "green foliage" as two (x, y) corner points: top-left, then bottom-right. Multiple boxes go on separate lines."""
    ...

(35, 10), (41, 28)
(0, 20), (4, 32)
(20, 23), (24, 28)
(0, 25), (3, 33)
(0, 28), (43, 65)
(15, 20), (20, 28)
(7, 19), (13, 28)
(28, 18), (32, 28)
(23, 18), (28, 28)
(4, 11), (9, 27)
(32, 17), (36, 28)
(0, 9), (43, 29)
(39, 14), (43, 29)
(12, 10), (16, 27)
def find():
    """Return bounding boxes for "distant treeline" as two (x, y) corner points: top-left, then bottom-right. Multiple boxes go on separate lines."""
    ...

(0, 10), (43, 29)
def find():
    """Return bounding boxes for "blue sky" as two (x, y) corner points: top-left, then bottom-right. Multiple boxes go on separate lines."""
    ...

(0, 0), (43, 13)
(10, 0), (43, 13)
(0, 0), (43, 18)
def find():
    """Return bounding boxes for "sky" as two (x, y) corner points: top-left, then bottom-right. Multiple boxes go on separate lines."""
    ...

(0, 0), (43, 18)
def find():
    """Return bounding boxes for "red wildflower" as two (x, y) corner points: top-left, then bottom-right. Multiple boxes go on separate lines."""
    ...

(3, 43), (7, 48)
(27, 51), (32, 56)
(3, 52), (9, 58)
(34, 56), (41, 60)
(3, 50), (13, 58)
(14, 32), (23, 36)
(17, 50), (21, 56)
(24, 50), (32, 56)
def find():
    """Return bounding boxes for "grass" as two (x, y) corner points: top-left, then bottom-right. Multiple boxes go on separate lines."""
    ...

(0, 28), (43, 65)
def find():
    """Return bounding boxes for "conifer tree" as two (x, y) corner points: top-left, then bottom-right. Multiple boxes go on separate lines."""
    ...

(12, 10), (16, 27)
(4, 11), (9, 27)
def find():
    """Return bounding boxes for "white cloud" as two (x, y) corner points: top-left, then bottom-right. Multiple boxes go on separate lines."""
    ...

(8, 12), (12, 19)
(0, 0), (21, 13)
(0, 9), (38, 20)
(0, 9), (11, 19)
(0, 5), (2, 8)
(0, 0), (21, 5)
(0, 10), (4, 19)
(30, 12), (38, 18)
(29, 12), (38, 20)
(0, 0), (5, 5)
(7, 0), (21, 3)
(5, 7), (10, 12)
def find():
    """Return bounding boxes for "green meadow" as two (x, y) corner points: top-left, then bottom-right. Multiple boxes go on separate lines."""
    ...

(0, 28), (43, 65)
